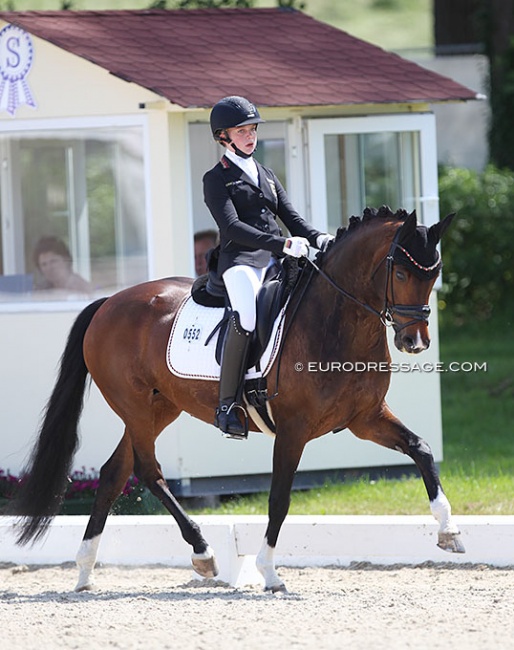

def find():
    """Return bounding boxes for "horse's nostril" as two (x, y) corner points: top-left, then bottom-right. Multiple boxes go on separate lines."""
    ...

(401, 335), (425, 353)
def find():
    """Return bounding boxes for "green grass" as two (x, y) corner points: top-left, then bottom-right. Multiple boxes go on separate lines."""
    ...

(189, 315), (514, 516)
(280, 0), (433, 52)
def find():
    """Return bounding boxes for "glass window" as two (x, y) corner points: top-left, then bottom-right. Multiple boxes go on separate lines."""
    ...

(254, 138), (286, 188)
(324, 131), (420, 232)
(0, 125), (148, 304)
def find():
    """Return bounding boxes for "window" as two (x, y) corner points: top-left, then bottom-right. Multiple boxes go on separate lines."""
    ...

(254, 138), (287, 187)
(324, 131), (420, 232)
(0, 122), (148, 304)
(307, 114), (438, 235)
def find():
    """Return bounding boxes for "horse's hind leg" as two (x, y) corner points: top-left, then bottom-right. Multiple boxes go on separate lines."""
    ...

(130, 430), (218, 579)
(75, 432), (134, 591)
(350, 406), (465, 553)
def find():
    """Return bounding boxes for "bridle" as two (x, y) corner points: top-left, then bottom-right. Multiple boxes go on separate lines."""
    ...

(306, 226), (441, 333)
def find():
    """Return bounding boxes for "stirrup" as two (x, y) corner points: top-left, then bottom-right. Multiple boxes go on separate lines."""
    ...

(215, 403), (249, 440)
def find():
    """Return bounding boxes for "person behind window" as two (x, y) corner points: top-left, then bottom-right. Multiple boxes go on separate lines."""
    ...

(203, 95), (333, 440)
(33, 236), (92, 294)
(194, 229), (218, 277)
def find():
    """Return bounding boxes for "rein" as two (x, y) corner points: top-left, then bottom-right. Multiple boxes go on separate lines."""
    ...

(306, 227), (436, 333)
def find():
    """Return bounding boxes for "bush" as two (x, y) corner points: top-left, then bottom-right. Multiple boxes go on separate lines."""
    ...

(438, 165), (514, 325)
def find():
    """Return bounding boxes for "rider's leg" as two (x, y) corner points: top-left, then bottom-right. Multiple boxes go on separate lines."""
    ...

(215, 264), (266, 439)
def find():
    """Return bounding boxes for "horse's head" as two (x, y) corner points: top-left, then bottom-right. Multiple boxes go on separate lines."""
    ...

(387, 210), (454, 353)
(314, 206), (453, 354)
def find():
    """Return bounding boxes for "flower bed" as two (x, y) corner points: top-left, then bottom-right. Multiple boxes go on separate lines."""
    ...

(0, 466), (162, 515)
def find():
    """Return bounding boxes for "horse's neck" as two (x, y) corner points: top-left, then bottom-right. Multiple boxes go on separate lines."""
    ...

(296, 265), (387, 360)
(326, 224), (389, 295)
(295, 225), (391, 355)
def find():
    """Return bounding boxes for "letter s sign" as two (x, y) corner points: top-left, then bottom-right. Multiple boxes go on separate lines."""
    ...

(0, 25), (36, 116)
(6, 36), (21, 69)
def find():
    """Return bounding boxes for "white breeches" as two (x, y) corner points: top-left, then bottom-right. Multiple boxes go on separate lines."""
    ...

(222, 264), (267, 332)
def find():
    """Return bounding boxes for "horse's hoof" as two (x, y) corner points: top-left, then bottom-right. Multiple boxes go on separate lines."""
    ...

(74, 569), (95, 592)
(437, 531), (466, 553)
(264, 582), (288, 594)
(192, 547), (219, 578)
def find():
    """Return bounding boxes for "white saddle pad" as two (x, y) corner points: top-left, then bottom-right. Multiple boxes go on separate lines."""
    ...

(166, 295), (286, 381)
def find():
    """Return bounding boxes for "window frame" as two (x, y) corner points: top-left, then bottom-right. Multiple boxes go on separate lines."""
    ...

(306, 113), (439, 232)
(0, 114), (152, 313)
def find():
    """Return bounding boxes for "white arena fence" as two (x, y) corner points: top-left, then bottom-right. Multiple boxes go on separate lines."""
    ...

(1, 515), (513, 587)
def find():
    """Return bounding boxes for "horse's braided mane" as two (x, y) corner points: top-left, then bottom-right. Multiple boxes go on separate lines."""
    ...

(334, 205), (408, 244)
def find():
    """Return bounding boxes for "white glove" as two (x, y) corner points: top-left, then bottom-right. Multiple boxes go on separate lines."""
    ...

(283, 236), (309, 258)
(316, 233), (334, 251)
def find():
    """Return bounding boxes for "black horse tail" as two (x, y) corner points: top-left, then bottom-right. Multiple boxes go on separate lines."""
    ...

(5, 297), (109, 545)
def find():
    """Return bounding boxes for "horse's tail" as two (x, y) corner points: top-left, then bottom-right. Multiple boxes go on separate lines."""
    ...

(5, 297), (109, 545)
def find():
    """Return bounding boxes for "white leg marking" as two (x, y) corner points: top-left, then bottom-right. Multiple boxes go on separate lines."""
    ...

(430, 488), (459, 534)
(431, 488), (466, 553)
(256, 539), (286, 593)
(191, 545), (215, 565)
(75, 535), (101, 592)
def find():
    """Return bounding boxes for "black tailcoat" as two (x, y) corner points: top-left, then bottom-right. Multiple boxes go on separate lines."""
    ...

(203, 155), (321, 278)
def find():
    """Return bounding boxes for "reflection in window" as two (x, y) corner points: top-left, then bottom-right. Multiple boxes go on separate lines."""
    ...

(0, 126), (148, 303)
(324, 131), (420, 231)
(254, 138), (287, 188)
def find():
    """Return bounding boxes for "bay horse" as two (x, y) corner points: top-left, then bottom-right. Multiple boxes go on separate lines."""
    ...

(7, 206), (464, 593)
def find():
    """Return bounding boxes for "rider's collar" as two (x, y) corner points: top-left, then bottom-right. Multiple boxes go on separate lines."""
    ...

(224, 149), (259, 185)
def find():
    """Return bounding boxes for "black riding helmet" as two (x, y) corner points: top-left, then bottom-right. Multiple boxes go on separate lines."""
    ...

(210, 96), (265, 158)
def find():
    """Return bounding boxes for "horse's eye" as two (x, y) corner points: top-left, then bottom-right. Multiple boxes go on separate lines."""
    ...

(395, 269), (407, 281)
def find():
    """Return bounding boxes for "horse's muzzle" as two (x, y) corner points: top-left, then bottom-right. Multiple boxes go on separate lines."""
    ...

(394, 327), (430, 354)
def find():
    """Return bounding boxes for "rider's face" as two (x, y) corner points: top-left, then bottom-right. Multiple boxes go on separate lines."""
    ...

(225, 124), (258, 156)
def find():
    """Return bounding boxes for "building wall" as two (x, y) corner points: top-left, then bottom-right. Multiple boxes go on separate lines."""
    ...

(412, 54), (489, 171)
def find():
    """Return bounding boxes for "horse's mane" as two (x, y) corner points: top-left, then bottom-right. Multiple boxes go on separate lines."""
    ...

(334, 205), (409, 245)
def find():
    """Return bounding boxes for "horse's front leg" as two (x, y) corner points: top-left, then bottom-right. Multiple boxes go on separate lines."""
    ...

(256, 431), (306, 593)
(350, 405), (465, 553)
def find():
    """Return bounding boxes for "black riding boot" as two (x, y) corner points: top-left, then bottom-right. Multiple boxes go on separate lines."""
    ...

(215, 311), (251, 440)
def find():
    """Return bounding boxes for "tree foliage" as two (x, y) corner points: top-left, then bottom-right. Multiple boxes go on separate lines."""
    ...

(480, 1), (514, 169)
(438, 165), (514, 325)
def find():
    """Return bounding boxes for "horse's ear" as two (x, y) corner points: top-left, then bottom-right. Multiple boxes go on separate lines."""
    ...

(396, 210), (417, 245)
(429, 212), (455, 243)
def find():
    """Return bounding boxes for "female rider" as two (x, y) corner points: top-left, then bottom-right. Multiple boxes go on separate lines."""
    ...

(203, 96), (332, 439)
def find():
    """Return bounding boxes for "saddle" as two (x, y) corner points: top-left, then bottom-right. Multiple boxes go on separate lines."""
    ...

(191, 252), (300, 363)
(190, 252), (302, 431)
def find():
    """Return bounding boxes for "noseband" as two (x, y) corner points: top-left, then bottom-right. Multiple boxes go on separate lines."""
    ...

(308, 226), (440, 333)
